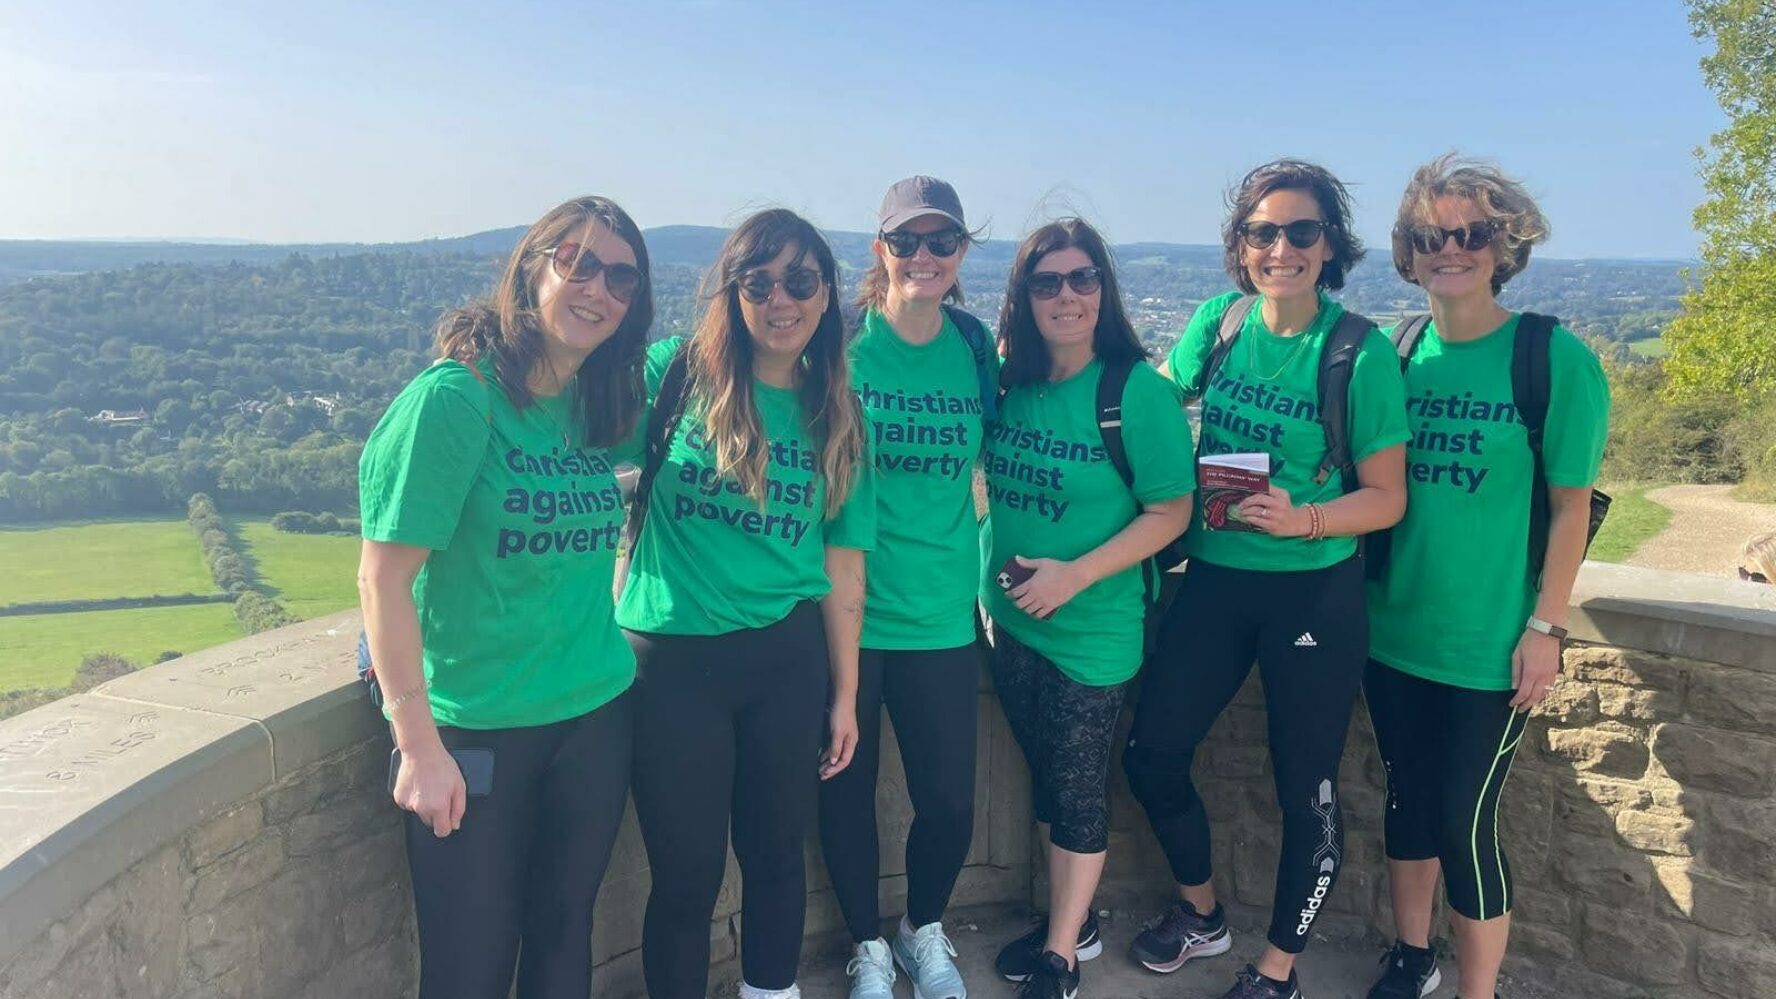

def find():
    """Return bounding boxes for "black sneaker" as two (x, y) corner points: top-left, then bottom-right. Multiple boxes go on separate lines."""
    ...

(1130, 899), (1233, 973)
(1367, 940), (1441, 998)
(995, 912), (1102, 982)
(1218, 963), (1302, 999)
(1015, 951), (1081, 999)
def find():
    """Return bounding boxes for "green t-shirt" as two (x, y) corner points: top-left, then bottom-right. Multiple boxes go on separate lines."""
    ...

(850, 308), (993, 651)
(1367, 315), (1610, 690)
(358, 360), (635, 730)
(616, 337), (877, 636)
(979, 359), (1196, 686)
(1167, 291), (1409, 572)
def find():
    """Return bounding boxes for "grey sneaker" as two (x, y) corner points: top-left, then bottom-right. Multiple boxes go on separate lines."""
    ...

(893, 920), (966, 999)
(845, 938), (896, 999)
(1130, 899), (1232, 973)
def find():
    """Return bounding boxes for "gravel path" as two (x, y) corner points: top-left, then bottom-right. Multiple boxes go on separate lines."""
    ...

(1627, 484), (1776, 576)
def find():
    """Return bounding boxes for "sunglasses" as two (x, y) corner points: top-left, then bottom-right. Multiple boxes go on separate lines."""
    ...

(880, 228), (965, 258)
(737, 267), (824, 304)
(1404, 219), (1505, 255)
(1026, 266), (1103, 300)
(535, 243), (644, 303)
(1740, 566), (1770, 584)
(1236, 219), (1331, 251)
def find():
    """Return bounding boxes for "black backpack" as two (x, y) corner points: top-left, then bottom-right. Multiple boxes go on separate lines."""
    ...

(1145, 295), (1377, 572)
(1366, 312), (1612, 585)
(626, 345), (695, 552)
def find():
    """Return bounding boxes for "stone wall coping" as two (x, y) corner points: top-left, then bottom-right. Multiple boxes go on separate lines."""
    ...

(1570, 561), (1776, 672)
(0, 610), (374, 968)
(0, 560), (1772, 981)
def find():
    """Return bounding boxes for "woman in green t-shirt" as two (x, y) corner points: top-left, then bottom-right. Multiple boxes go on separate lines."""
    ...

(357, 196), (651, 998)
(817, 176), (989, 999)
(616, 209), (875, 999)
(980, 218), (1196, 999)
(1361, 156), (1609, 999)
(1121, 161), (1408, 999)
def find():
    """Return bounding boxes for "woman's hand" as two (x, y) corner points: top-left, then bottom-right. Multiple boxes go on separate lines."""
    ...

(820, 702), (859, 781)
(1236, 485), (1311, 538)
(1511, 628), (1562, 711)
(1008, 555), (1092, 620)
(392, 742), (467, 837)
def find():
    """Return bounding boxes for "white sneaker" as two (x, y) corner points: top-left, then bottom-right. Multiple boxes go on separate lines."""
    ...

(894, 917), (967, 999)
(739, 982), (802, 999)
(846, 938), (897, 999)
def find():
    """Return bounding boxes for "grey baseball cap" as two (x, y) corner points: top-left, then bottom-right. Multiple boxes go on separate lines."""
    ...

(877, 175), (966, 232)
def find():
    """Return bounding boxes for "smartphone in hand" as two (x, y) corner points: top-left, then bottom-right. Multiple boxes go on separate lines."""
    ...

(995, 556), (1036, 592)
(388, 747), (495, 798)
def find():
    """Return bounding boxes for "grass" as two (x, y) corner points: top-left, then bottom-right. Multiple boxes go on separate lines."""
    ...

(232, 518), (361, 619)
(1589, 483), (1673, 563)
(1628, 337), (1668, 359)
(0, 518), (215, 607)
(0, 603), (242, 692)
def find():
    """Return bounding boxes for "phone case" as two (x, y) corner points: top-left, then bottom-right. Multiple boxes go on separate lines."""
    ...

(388, 747), (495, 798)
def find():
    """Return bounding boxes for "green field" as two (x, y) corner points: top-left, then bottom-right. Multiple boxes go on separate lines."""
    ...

(1589, 484), (1673, 563)
(0, 519), (216, 607)
(233, 519), (360, 618)
(0, 603), (243, 691)
(1629, 337), (1668, 359)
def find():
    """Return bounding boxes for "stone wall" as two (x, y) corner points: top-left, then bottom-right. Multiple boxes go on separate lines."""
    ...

(2, 563), (1773, 999)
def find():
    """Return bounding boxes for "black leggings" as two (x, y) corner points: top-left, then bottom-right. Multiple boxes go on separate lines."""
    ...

(991, 623), (1128, 855)
(405, 694), (633, 999)
(627, 601), (829, 999)
(1365, 659), (1529, 921)
(817, 643), (980, 941)
(1123, 557), (1367, 954)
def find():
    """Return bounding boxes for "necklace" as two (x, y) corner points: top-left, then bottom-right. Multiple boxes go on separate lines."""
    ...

(534, 394), (576, 451)
(1246, 325), (1313, 381)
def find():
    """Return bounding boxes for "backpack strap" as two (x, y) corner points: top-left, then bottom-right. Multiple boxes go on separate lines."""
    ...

(942, 304), (1000, 422)
(1097, 356), (1139, 490)
(1315, 310), (1375, 492)
(1391, 315), (1433, 373)
(1200, 294), (1259, 393)
(627, 345), (693, 549)
(1513, 312), (1559, 577)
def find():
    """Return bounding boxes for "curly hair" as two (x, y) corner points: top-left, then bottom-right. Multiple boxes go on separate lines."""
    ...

(1391, 153), (1550, 294)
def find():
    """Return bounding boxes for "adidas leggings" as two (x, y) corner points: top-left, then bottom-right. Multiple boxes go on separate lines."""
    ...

(1123, 556), (1367, 954)
(817, 643), (980, 942)
(1364, 659), (1529, 921)
(626, 601), (830, 999)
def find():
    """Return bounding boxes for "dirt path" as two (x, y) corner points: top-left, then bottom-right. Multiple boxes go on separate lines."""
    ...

(1627, 484), (1776, 576)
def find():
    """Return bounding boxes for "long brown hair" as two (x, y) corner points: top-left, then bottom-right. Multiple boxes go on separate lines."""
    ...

(997, 218), (1148, 388)
(434, 196), (652, 447)
(688, 209), (863, 516)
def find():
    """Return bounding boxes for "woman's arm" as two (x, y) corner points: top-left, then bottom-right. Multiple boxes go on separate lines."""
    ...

(1237, 443), (1406, 539)
(818, 545), (866, 780)
(358, 539), (464, 837)
(1511, 485), (1591, 709)
(1008, 494), (1193, 620)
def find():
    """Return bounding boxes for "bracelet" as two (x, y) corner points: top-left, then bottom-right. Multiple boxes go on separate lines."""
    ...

(384, 685), (429, 714)
(1306, 503), (1324, 541)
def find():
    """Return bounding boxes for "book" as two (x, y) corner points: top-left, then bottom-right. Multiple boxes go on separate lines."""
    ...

(1198, 453), (1271, 532)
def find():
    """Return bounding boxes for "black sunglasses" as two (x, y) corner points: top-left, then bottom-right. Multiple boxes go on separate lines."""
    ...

(535, 243), (644, 303)
(1236, 219), (1331, 251)
(1025, 266), (1103, 300)
(1740, 566), (1770, 584)
(1405, 220), (1505, 255)
(737, 267), (824, 304)
(880, 228), (965, 259)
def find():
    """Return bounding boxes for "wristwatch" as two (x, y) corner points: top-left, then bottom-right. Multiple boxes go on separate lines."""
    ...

(1526, 616), (1569, 640)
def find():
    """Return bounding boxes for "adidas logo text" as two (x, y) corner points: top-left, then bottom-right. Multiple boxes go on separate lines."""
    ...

(1293, 632), (1317, 647)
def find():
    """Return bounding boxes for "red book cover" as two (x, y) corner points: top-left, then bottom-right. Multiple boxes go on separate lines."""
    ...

(1198, 453), (1270, 532)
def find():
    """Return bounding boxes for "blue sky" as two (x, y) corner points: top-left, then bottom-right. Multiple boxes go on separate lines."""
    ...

(0, 0), (1718, 259)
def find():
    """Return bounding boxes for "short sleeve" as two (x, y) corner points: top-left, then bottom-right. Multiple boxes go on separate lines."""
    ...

(1543, 327), (1611, 487)
(1123, 365), (1197, 504)
(1347, 328), (1411, 463)
(643, 336), (685, 402)
(1167, 291), (1241, 398)
(824, 438), (878, 551)
(358, 364), (491, 550)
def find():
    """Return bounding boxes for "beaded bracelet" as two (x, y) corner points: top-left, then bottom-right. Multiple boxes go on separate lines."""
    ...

(384, 685), (429, 714)
(1306, 503), (1325, 541)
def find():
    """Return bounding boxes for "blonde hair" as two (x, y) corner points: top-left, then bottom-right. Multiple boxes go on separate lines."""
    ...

(1742, 531), (1776, 581)
(1391, 153), (1550, 294)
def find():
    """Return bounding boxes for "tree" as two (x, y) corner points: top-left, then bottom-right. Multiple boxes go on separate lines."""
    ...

(1664, 0), (1776, 402)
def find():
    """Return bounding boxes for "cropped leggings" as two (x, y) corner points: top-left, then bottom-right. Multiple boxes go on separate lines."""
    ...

(626, 601), (829, 999)
(404, 694), (633, 999)
(817, 643), (980, 941)
(1123, 556), (1367, 953)
(1364, 659), (1529, 921)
